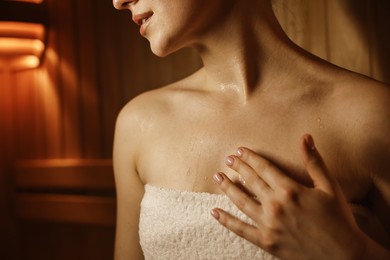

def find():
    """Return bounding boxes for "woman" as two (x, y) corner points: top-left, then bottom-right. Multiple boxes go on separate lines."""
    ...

(112, 0), (390, 259)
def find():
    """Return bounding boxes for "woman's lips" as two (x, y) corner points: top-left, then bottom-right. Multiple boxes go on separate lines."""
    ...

(133, 12), (153, 36)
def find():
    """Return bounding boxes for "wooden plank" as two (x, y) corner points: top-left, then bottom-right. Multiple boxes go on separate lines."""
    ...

(325, 0), (372, 76)
(305, 0), (328, 59)
(273, 0), (328, 59)
(0, 68), (14, 153)
(0, 67), (20, 260)
(19, 222), (114, 260)
(75, 0), (103, 158)
(96, 0), (128, 157)
(14, 159), (114, 190)
(370, 0), (390, 84)
(39, 61), (63, 158)
(279, 0), (309, 47)
(15, 193), (116, 226)
(39, 0), (66, 158)
(13, 69), (41, 159)
(31, 69), (47, 158)
(56, 0), (82, 158)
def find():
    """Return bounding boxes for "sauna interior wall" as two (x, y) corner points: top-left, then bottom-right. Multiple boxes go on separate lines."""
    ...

(0, 0), (389, 259)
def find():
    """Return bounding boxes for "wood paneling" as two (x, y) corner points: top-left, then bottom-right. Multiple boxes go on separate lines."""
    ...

(0, 68), (20, 260)
(18, 222), (114, 260)
(14, 159), (114, 190)
(275, 0), (390, 83)
(15, 194), (115, 225)
(367, 0), (390, 83)
(1, 0), (202, 161)
(274, 0), (329, 58)
(326, 0), (372, 76)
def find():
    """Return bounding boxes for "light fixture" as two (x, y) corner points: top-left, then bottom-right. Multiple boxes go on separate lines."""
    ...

(0, 0), (48, 70)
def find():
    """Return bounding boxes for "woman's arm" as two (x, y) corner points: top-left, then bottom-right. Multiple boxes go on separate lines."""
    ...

(113, 105), (145, 260)
(212, 134), (390, 259)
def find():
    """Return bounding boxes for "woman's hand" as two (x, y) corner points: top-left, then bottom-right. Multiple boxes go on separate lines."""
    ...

(211, 134), (376, 259)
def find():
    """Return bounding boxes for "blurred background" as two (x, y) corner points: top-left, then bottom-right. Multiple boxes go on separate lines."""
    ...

(0, 0), (389, 259)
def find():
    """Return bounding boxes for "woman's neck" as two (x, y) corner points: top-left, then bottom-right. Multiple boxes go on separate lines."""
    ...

(193, 1), (302, 101)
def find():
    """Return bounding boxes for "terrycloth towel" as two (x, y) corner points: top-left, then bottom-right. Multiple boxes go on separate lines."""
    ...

(139, 184), (278, 260)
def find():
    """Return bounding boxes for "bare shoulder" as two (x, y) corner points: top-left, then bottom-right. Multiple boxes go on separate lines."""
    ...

(328, 72), (390, 139)
(116, 68), (204, 129)
(323, 72), (390, 240)
(114, 68), (204, 159)
(329, 72), (390, 196)
(328, 72), (389, 115)
(314, 70), (390, 178)
(113, 85), (178, 173)
(117, 88), (172, 128)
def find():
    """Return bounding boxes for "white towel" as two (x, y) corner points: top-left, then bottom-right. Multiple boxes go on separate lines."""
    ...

(139, 184), (278, 260)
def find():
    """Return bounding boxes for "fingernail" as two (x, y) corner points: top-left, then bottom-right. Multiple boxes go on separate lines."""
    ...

(213, 172), (224, 184)
(236, 148), (244, 157)
(210, 209), (220, 220)
(305, 134), (315, 151)
(225, 156), (234, 166)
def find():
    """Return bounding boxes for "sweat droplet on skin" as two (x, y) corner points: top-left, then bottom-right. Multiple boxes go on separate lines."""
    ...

(317, 117), (324, 129)
(238, 174), (246, 185)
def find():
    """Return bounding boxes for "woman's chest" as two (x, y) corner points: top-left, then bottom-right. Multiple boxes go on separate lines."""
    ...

(137, 108), (372, 202)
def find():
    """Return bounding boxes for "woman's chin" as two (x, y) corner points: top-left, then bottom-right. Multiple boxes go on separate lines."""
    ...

(149, 38), (181, 58)
(150, 48), (169, 58)
(150, 45), (172, 58)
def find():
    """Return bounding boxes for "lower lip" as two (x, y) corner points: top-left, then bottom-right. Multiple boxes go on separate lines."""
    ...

(140, 18), (151, 36)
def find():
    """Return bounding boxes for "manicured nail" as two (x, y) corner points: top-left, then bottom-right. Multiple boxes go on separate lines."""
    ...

(213, 172), (224, 184)
(305, 134), (315, 151)
(225, 156), (234, 166)
(211, 209), (220, 220)
(236, 148), (244, 157)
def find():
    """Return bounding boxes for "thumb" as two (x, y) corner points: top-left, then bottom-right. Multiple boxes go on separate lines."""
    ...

(301, 134), (334, 194)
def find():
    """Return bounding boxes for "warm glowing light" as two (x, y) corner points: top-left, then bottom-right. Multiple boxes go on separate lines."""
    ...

(0, 21), (45, 70)
(11, 55), (40, 70)
(0, 38), (44, 56)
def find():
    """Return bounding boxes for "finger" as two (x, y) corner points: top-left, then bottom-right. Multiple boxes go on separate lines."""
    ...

(301, 134), (334, 194)
(225, 155), (270, 199)
(213, 172), (262, 221)
(211, 208), (261, 245)
(236, 147), (295, 190)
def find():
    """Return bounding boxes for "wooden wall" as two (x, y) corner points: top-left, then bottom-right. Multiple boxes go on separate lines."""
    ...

(0, 0), (201, 259)
(0, 0), (389, 259)
(274, 0), (390, 84)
